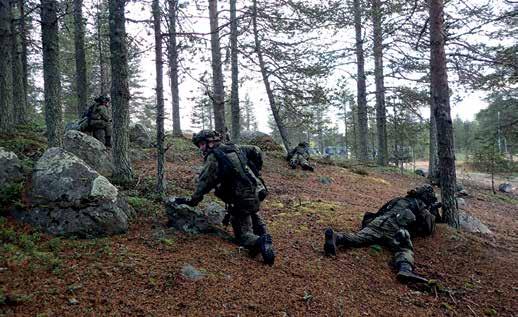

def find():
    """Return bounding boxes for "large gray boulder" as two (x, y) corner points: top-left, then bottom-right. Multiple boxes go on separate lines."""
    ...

(0, 147), (24, 187)
(459, 210), (492, 235)
(129, 123), (152, 148)
(164, 198), (226, 234)
(14, 147), (134, 238)
(498, 183), (513, 193)
(63, 130), (113, 177)
(238, 131), (283, 152)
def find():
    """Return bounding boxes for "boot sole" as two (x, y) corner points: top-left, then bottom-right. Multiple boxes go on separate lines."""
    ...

(396, 271), (428, 284)
(324, 228), (336, 256)
(260, 234), (275, 266)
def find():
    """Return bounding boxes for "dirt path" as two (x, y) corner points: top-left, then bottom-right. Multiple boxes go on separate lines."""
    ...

(2, 150), (517, 316)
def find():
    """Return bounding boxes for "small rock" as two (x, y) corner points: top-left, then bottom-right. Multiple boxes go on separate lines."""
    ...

(0, 147), (24, 187)
(457, 198), (466, 209)
(68, 298), (79, 305)
(164, 197), (226, 234)
(498, 183), (513, 193)
(459, 210), (492, 235)
(319, 176), (333, 185)
(415, 169), (426, 177)
(129, 123), (152, 148)
(457, 189), (469, 197)
(181, 264), (205, 281)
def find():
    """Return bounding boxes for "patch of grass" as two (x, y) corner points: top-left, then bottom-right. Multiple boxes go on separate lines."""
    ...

(0, 131), (47, 165)
(127, 195), (159, 215)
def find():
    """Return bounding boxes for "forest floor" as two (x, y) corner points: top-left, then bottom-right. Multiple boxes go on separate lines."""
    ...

(1, 136), (518, 316)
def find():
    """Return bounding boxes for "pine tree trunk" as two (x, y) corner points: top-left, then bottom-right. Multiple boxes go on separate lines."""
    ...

(428, 98), (440, 183)
(153, 0), (166, 195)
(10, 1), (26, 125)
(372, 0), (387, 166)
(18, 0), (28, 114)
(430, 0), (458, 228)
(353, 0), (369, 162)
(167, 0), (182, 137)
(0, 0), (13, 133)
(41, 0), (63, 147)
(109, 0), (133, 183)
(252, 0), (291, 151)
(97, 1), (109, 96)
(230, 0), (240, 142)
(208, 0), (225, 134)
(74, 0), (88, 117)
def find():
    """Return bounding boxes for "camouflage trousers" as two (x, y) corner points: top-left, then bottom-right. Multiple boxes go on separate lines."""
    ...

(80, 119), (112, 145)
(336, 213), (414, 267)
(229, 204), (267, 250)
(289, 154), (312, 170)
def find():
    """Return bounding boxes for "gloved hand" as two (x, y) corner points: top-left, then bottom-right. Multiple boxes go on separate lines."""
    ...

(174, 197), (196, 206)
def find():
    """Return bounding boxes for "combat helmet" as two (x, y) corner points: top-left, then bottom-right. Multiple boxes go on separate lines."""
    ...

(191, 130), (221, 147)
(407, 184), (437, 206)
(94, 95), (110, 104)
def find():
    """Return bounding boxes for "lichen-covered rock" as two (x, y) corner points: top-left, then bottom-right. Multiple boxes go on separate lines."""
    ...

(129, 123), (152, 148)
(14, 147), (134, 238)
(498, 183), (513, 193)
(459, 210), (492, 235)
(63, 130), (113, 177)
(164, 198), (226, 234)
(238, 131), (283, 152)
(0, 147), (24, 186)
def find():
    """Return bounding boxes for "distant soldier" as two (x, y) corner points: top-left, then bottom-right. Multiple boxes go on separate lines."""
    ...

(175, 130), (275, 265)
(79, 96), (112, 147)
(287, 141), (314, 171)
(324, 185), (442, 284)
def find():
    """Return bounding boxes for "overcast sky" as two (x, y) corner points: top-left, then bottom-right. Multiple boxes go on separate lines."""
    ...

(123, 1), (493, 133)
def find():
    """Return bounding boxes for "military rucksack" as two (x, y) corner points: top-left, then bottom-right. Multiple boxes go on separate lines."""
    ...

(210, 144), (268, 201)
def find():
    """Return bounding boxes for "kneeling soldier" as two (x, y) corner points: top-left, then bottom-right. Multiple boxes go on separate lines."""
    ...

(176, 130), (275, 265)
(324, 185), (441, 284)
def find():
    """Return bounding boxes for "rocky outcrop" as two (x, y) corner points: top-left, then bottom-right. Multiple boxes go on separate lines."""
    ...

(63, 130), (113, 177)
(238, 131), (283, 152)
(0, 147), (24, 186)
(164, 198), (226, 234)
(498, 183), (513, 193)
(129, 123), (152, 148)
(14, 147), (134, 238)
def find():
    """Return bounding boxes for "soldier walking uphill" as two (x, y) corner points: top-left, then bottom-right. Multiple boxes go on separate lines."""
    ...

(287, 142), (314, 171)
(79, 96), (112, 147)
(175, 130), (276, 266)
(324, 185), (442, 284)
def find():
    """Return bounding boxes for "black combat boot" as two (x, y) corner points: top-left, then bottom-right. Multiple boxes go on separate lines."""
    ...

(302, 164), (314, 172)
(396, 262), (428, 284)
(257, 234), (275, 266)
(324, 228), (337, 256)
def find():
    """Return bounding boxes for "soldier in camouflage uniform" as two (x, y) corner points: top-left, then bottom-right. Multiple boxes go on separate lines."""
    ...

(324, 185), (441, 284)
(79, 96), (112, 147)
(175, 130), (275, 265)
(287, 142), (314, 171)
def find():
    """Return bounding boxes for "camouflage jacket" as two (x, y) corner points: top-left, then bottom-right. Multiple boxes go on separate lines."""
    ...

(191, 144), (266, 206)
(90, 103), (111, 122)
(364, 197), (436, 236)
(287, 145), (310, 161)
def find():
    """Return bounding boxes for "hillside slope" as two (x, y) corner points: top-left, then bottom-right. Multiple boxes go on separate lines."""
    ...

(1, 137), (517, 316)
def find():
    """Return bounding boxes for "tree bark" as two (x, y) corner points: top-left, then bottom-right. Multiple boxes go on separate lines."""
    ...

(41, 0), (63, 147)
(109, 0), (133, 183)
(430, 0), (458, 228)
(17, 0), (28, 113)
(97, 1), (109, 96)
(428, 97), (440, 183)
(10, 0), (26, 125)
(167, 0), (182, 136)
(208, 0), (225, 134)
(372, 0), (387, 166)
(0, 0), (13, 133)
(252, 0), (291, 151)
(153, 0), (166, 195)
(230, 0), (240, 142)
(74, 0), (88, 117)
(353, 0), (369, 162)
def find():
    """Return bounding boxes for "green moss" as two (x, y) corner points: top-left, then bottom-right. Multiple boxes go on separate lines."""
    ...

(0, 181), (24, 209)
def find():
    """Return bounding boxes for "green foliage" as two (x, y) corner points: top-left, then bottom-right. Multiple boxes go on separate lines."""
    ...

(127, 196), (154, 213)
(0, 181), (24, 209)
